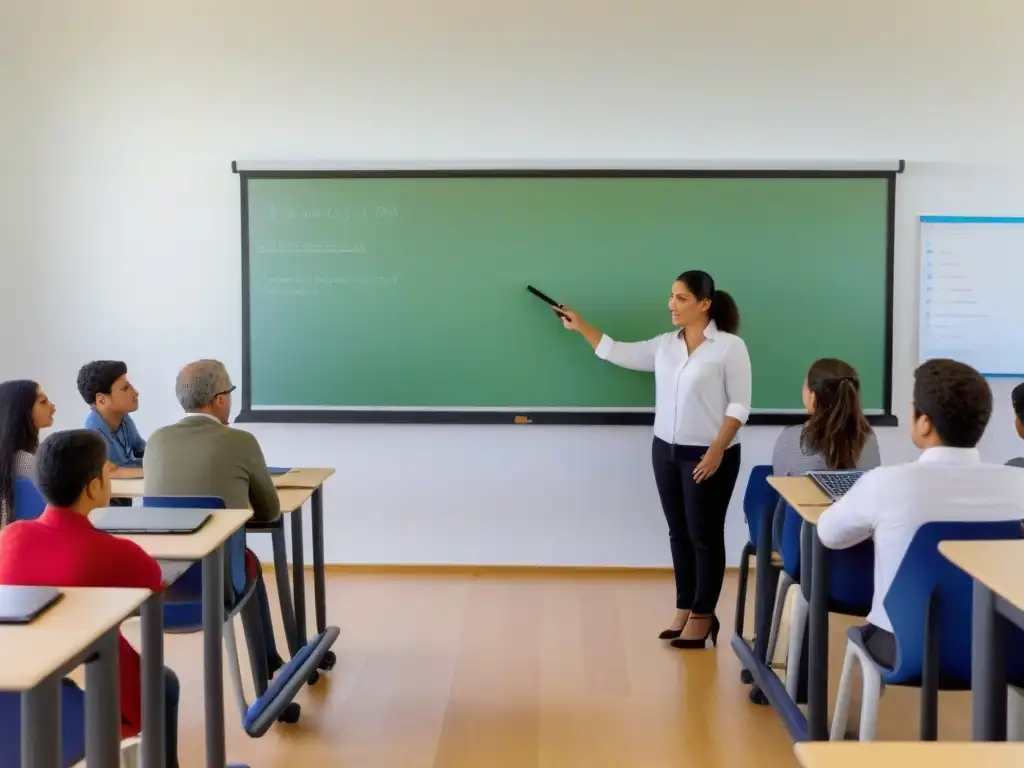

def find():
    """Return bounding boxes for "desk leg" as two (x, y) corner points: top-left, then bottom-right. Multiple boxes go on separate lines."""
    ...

(22, 675), (61, 768)
(752, 503), (776, 665)
(291, 510), (308, 647)
(140, 591), (166, 768)
(85, 628), (121, 768)
(270, 523), (300, 656)
(202, 546), (227, 768)
(311, 486), (327, 634)
(807, 528), (830, 741)
(972, 581), (1008, 741)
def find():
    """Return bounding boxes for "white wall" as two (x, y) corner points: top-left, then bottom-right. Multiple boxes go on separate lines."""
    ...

(2, 0), (1024, 567)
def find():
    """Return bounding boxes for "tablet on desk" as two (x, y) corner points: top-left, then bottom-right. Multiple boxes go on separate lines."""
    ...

(93, 508), (211, 535)
(268, 467), (292, 475)
(0, 585), (63, 624)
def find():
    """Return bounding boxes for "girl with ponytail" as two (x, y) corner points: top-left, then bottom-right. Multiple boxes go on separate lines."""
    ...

(772, 358), (881, 477)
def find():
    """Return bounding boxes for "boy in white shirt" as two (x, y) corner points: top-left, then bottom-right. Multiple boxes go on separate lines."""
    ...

(816, 358), (1024, 666)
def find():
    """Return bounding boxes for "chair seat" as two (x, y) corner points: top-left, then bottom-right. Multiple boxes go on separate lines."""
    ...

(0, 680), (87, 768)
(243, 627), (340, 737)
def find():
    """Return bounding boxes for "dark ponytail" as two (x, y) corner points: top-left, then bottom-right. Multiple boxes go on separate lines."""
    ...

(800, 359), (871, 470)
(676, 270), (740, 333)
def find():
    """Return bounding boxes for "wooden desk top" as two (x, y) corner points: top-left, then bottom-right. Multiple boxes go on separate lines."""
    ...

(767, 475), (832, 523)
(278, 486), (315, 512)
(110, 468), (331, 513)
(796, 742), (1024, 767)
(90, 508), (253, 560)
(273, 467), (334, 489)
(939, 539), (1024, 614)
(0, 587), (151, 691)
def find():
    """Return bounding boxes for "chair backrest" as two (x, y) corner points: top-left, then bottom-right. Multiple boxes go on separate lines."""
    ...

(142, 496), (245, 598)
(884, 519), (1024, 686)
(779, 499), (874, 613)
(742, 465), (778, 548)
(12, 477), (46, 522)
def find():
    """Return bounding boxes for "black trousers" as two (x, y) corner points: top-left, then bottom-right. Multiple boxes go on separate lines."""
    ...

(651, 438), (742, 614)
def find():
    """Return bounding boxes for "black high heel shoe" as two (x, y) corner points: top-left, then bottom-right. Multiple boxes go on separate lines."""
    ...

(670, 614), (720, 649)
(658, 627), (683, 640)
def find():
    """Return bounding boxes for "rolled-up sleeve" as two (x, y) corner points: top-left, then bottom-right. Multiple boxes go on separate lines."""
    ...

(723, 337), (752, 423)
(595, 334), (661, 372)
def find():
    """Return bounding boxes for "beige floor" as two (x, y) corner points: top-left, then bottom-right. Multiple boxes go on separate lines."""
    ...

(108, 568), (982, 767)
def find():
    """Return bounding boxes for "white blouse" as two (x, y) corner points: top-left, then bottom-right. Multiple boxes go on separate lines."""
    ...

(594, 320), (752, 447)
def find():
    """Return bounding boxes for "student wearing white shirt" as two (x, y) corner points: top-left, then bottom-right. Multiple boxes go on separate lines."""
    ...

(816, 358), (1024, 667)
(558, 270), (751, 649)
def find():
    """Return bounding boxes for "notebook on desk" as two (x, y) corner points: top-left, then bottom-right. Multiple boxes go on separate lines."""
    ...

(0, 585), (63, 624)
(93, 508), (211, 535)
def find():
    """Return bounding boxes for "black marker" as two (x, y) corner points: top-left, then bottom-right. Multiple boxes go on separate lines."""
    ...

(527, 285), (569, 320)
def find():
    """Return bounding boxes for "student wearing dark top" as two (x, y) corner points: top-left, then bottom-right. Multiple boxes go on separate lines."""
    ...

(0, 379), (57, 528)
(0, 430), (180, 766)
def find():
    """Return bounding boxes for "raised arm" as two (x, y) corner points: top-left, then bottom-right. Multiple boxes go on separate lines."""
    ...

(558, 307), (660, 372)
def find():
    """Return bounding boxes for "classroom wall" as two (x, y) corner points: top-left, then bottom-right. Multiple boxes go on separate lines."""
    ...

(2, 0), (1023, 567)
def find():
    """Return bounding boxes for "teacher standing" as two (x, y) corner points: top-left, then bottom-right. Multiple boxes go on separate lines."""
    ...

(559, 270), (752, 649)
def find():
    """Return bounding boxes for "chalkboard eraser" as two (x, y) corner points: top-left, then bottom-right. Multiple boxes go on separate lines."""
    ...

(513, 415), (533, 424)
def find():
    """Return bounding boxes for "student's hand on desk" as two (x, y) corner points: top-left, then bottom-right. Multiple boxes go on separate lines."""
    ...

(693, 446), (724, 483)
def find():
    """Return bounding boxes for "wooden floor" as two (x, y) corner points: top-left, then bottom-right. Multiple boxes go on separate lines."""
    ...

(117, 569), (976, 767)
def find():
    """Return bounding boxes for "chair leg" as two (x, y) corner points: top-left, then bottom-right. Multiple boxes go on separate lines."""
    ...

(223, 618), (250, 722)
(766, 573), (794, 666)
(734, 542), (754, 639)
(830, 641), (857, 740)
(784, 591), (809, 700)
(858, 653), (883, 741)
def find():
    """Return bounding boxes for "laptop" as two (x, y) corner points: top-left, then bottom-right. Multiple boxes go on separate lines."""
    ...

(0, 585), (63, 625)
(93, 508), (211, 535)
(807, 470), (865, 501)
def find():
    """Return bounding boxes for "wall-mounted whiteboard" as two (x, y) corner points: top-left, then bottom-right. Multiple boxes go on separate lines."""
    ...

(919, 216), (1024, 376)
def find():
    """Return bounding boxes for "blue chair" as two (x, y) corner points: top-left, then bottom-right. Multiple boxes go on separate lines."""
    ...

(0, 679), (86, 768)
(734, 465), (780, 644)
(778, 497), (875, 700)
(141, 496), (338, 735)
(830, 520), (1024, 740)
(12, 476), (46, 521)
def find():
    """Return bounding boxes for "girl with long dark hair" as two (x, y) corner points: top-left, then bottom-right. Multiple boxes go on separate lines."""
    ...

(0, 379), (56, 527)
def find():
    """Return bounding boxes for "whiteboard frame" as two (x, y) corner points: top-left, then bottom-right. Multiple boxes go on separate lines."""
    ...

(234, 163), (902, 427)
(918, 215), (1024, 378)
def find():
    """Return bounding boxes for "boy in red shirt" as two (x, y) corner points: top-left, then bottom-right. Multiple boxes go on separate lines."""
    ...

(0, 429), (179, 767)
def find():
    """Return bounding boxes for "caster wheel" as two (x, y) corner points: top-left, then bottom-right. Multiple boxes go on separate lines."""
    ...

(748, 687), (769, 706)
(740, 668), (753, 685)
(307, 670), (320, 685)
(277, 702), (301, 723)
(318, 650), (337, 671)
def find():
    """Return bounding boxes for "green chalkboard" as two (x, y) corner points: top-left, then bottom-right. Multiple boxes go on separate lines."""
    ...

(238, 172), (893, 424)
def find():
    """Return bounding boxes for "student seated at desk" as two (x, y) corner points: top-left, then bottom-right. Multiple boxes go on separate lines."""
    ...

(816, 358), (1024, 667)
(0, 379), (56, 528)
(144, 358), (284, 673)
(772, 358), (881, 477)
(0, 429), (179, 767)
(78, 360), (146, 466)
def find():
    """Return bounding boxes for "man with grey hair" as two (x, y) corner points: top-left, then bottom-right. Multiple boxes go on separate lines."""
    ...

(144, 359), (285, 673)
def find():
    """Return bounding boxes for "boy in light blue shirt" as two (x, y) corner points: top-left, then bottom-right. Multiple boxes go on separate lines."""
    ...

(77, 360), (146, 466)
